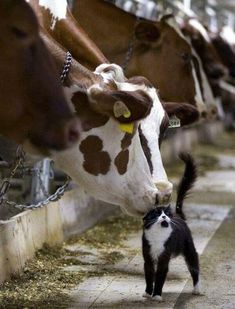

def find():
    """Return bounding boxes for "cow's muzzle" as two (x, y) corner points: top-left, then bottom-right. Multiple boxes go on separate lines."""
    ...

(155, 181), (173, 205)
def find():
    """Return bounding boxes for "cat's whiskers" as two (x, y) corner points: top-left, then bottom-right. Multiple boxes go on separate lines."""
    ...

(170, 219), (181, 230)
(145, 219), (158, 228)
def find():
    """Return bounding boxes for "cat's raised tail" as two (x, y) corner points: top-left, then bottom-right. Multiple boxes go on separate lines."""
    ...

(176, 153), (197, 220)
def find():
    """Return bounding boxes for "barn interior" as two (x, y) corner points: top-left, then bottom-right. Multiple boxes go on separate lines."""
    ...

(0, 0), (235, 307)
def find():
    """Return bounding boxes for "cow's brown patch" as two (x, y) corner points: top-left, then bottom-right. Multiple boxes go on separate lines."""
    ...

(128, 76), (154, 88)
(105, 79), (118, 91)
(114, 133), (133, 175)
(138, 126), (153, 175)
(72, 92), (109, 131)
(106, 89), (153, 123)
(79, 135), (111, 175)
(114, 150), (129, 175)
(121, 133), (133, 149)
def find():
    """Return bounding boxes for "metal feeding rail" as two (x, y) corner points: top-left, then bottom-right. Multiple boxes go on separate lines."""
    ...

(0, 146), (70, 211)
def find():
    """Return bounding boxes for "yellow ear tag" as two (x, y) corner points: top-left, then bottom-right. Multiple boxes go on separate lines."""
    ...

(119, 123), (134, 134)
(123, 110), (131, 118)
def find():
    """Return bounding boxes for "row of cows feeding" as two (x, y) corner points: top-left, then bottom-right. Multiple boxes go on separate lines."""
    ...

(0, 0), (235, 216)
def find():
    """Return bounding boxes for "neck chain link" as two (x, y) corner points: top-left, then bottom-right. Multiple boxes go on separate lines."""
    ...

(60, 51), (73, 84)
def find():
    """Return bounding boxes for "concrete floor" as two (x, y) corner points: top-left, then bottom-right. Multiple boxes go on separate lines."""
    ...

(63, 153), (235, 308)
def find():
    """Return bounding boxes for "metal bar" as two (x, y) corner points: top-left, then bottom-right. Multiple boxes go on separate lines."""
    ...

(30, 159), (52, 203)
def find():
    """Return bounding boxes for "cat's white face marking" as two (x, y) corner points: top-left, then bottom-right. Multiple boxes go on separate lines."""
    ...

(157, 211), (171, 224)
(144, 211), (172, 261)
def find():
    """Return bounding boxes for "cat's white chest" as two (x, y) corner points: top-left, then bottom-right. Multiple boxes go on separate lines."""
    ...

(145, 223), (172, 261)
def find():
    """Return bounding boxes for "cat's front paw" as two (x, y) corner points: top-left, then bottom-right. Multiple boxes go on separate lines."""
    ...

(152, 295), (163, 302)
(142, 292), (152, 299)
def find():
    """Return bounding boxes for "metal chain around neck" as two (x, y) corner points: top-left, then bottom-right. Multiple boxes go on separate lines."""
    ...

(60, 51), (73, 84)
(121, 17), (140, 72)
(121, 34), (136, 72)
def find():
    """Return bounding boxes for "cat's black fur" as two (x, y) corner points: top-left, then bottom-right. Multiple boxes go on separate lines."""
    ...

(142, 153), (200, 301)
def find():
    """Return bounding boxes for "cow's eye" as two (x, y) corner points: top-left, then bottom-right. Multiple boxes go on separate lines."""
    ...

(181, 52), (192, 63)
(11, 27), (28, 39)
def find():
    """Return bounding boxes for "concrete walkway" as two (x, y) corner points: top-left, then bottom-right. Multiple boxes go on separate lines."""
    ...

(63, 154), (235, 308)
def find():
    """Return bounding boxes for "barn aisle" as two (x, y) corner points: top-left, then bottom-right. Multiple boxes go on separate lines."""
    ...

(63, 132), (235, 308)
(67, 205), (232, 308)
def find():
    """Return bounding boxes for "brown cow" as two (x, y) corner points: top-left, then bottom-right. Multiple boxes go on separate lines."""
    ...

(0, 0), (80, 152)
(211, 34), (235, 79)
(72, 0), (208, 124)
(211, 33), (235, 128)
(182, 18), (227, 97)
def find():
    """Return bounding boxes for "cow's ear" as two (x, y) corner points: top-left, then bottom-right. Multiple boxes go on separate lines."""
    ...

(110, 89), (153, 123)
(135, 21), (161, 45)
(88, 87), (153, 123)
(163, 102), (200, 126)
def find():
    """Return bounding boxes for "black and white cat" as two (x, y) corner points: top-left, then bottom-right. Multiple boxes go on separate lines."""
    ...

(142, 153), (200, 301)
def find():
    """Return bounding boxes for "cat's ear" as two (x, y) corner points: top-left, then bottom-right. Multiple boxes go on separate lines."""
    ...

(143, 208), (156, 221)
(166, 205), (171, 211)
(143, 211), (150, 221)
(143, 213), (148, 221)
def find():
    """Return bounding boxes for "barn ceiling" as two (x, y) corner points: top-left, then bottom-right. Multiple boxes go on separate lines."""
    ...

(211, 0), (235, 12)
(163, 0), (235, 14)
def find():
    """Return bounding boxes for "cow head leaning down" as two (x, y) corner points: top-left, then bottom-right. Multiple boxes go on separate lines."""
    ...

(52, 64), (173, 216)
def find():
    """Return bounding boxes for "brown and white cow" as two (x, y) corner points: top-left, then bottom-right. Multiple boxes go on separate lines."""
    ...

(0, 0), (80, 152)
(211, 33), (235, 79)
(39, 28), (172, 216)
(182, 18), (227, 98)
(25, 0), (173, 215)
(52, 63), (173, 216)
(72, 0), (209, 124)
(210, 32), (235, 126)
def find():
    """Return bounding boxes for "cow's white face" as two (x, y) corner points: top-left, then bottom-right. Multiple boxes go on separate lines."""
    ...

(52, 64), (172, 216)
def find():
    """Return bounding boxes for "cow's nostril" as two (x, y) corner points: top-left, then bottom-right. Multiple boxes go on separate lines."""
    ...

(201, 111), (207, 119)
(66, 118), (81, 145)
